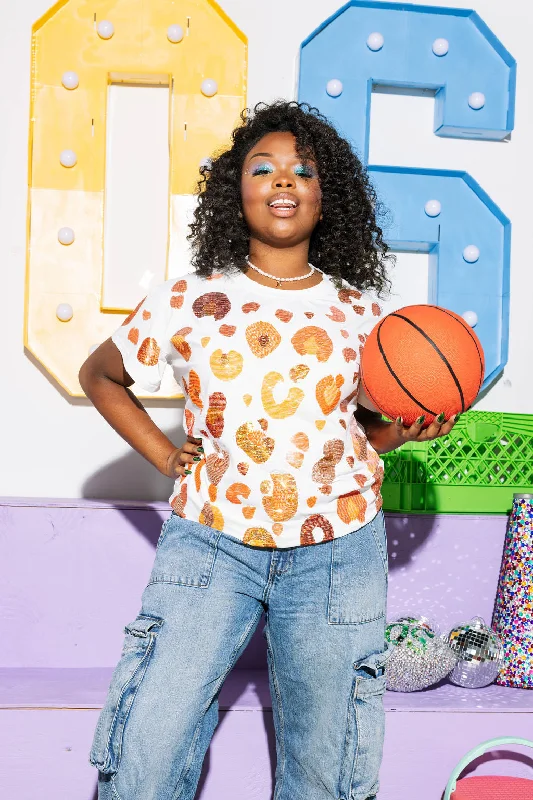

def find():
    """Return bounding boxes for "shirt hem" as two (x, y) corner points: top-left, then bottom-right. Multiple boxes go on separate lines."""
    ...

(172, 498), (382, 549)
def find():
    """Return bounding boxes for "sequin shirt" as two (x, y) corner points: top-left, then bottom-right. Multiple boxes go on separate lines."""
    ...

(111, 270), (385, 548)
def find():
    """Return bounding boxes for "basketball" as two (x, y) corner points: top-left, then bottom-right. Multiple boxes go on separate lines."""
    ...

(361, 305), (485, 427)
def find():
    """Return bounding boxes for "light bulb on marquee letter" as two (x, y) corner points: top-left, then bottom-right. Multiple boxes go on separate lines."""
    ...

(58, 227), (75, 245)
(468, 92), (485, 110)
(61, 71), (79, 89)
(424, 200), (441, 217)
(59, 149), (77, 168)
(56, 303), (73, 322)
(97, 20), (114, 40)
(201, 78), (218, 97)
(167, 24), (184, 43)
(462, 311), (478, 328)
(432, 38), (449, 57)
(326, 79), (343, 97)
(367, 32), (384, 51)
(463, 244), (480, 263)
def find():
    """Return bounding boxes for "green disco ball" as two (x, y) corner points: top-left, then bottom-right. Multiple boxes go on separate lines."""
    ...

(385, 616), (458, 692)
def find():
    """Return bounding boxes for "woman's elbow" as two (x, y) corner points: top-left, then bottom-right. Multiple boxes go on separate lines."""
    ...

(78, 358), (95, 396)
(79, 339), (131, 396)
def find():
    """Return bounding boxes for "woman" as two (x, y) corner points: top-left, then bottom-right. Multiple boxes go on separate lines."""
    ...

(80, 101), (456, 800)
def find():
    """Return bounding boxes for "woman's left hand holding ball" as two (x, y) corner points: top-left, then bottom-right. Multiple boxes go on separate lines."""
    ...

(394, 412), (459, 444)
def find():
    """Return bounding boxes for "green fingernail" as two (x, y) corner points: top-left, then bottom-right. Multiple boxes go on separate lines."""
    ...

(416, 415), (425, 425)
(454, 413), (461, 422)
(193, 456), (201, 462)
(184, 469), (192, 475)
(437, 412), (445, 423)
(396, 416), (403, 425)
(197, 447), (204, 453)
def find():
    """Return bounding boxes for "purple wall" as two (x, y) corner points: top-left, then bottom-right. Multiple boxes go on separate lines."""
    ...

(1, 498), (532, 800)
(1, 498), (508, 667)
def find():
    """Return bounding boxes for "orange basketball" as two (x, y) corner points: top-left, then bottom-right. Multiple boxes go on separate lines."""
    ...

(361, 305), (485, 427)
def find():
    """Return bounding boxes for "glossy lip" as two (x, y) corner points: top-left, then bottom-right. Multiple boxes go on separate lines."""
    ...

(266, 191), (300, 218)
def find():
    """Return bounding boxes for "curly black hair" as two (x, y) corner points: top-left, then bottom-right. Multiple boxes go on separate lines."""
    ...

(188, 100), (394, 296)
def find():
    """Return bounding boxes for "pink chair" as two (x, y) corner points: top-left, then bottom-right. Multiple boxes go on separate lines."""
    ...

(444, 737), (533, 799)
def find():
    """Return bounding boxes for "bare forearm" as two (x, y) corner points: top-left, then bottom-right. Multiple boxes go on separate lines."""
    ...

(360, 417), (403, 454)
(354, 406), (403, 454)
(81, 375), (176, 475)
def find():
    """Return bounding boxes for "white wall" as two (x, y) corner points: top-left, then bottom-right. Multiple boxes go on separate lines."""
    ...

(1, 0), (531, 500)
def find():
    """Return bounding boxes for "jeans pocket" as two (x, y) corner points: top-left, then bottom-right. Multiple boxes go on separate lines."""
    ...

(148, 516), (221, 588)
(89, 614), (163, 774)
(339, 651), (388, 800)
(328, 512), (388, 625)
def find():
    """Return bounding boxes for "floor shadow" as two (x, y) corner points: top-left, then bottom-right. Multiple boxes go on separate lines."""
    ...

(416, 675), (451, 692)
(195, 709), (276, 800)
(264, 709), (277, 795)
(195, 747), (211, 799)
(82, 445), (176, 550)
(240, 634), (276, 793)
(81, 420), (184, 508)
(386, 513), (439, 571)
(196, 668), (276, 799)
(236, 635), (276, 793)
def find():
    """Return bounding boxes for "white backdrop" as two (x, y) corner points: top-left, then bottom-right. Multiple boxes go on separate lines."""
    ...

(1, 0), (531, 500)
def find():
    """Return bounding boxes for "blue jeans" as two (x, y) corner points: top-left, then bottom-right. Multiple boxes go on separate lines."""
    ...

(90, 511), (390, 800)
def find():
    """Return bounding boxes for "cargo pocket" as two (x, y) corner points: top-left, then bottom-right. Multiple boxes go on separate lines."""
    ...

(89, 614), (164, 775)
(148, 516), (221, 588)
(338, 650), (389, 800)
(328, 512), (388, 625)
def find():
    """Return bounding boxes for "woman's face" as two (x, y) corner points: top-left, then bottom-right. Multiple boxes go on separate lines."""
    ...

(241, 131), (322, 249)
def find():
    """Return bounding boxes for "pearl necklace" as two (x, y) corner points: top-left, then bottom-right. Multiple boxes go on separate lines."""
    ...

(246, 257), (315, 288)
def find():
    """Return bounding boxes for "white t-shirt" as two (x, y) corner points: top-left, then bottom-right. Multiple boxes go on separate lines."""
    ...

(112, 269), (385, 548)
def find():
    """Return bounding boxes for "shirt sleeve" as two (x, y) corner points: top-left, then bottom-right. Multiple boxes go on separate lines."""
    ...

(111, 282), (174, 393)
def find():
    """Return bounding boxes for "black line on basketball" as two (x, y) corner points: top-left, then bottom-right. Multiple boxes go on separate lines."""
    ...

(391, 313), (466, 413)
(427, 305), (484, 393)
(376, 320), (438, 416)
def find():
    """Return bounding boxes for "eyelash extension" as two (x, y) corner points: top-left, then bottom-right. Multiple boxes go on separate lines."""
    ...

(250, 162), (316, 178)
(294, 164), (316, 179)
(251, 163), (274, 176)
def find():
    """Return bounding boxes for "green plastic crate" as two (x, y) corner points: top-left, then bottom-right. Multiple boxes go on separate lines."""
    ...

(381, 412), (533, 514)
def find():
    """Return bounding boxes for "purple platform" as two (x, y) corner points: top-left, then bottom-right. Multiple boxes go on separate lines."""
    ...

(1, 498), (533, 800)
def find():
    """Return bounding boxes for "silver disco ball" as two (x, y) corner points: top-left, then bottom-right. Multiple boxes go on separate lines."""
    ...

(447, 616), (505, 688)
(385, 616), (458, 692)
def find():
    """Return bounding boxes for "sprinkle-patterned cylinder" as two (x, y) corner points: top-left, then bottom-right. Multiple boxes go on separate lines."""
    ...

(492, 494), (533, 688)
